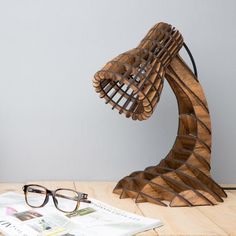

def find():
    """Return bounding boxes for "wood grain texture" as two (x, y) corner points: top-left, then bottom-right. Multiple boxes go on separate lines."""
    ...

(0, 183), (23, 194)
(93, 22), (227, 207)
(0, 182), (235, 236)
(196, 191), (236, 235)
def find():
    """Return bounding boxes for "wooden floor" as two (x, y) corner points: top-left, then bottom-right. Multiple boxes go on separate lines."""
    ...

(0, 181), (235, 236)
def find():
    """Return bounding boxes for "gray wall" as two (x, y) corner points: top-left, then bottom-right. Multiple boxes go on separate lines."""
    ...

(0, 0), (235, 183)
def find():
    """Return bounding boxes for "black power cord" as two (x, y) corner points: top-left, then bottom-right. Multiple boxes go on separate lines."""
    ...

(183, 42), (198, 80)
(222, 187), (236, 190)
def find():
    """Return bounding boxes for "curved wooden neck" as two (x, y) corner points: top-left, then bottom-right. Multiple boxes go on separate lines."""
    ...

(164, 54), (211, 173)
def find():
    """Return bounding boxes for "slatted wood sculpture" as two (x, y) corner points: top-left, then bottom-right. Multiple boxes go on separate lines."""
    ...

(93, 22), (227, 206)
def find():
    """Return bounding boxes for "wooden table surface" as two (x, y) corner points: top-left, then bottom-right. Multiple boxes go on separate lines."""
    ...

(0, 181), (235, 236)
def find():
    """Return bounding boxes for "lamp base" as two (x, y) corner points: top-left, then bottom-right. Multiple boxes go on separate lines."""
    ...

(113, 164), (226, 207)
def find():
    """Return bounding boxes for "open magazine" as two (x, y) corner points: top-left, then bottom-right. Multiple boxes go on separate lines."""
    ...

(0, 192), (162, 236)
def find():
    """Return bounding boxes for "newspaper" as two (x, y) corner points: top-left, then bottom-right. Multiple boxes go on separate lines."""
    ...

(0, 192), (162, 236)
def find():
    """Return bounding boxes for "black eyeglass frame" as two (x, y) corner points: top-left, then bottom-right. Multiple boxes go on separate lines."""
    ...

(23, 184), (91, 213)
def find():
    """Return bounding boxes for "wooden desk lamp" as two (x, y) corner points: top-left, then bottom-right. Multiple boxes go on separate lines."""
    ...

(93, 22), (227, 207)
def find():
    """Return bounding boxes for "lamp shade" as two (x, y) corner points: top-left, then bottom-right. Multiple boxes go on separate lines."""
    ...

(93, 23), (183, 120)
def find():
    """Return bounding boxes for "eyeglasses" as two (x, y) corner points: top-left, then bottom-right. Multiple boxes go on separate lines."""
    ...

(23, 184), (91, 213)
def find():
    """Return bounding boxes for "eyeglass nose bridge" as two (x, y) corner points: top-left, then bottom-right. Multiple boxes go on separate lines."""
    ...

(44, 190), (59, 207)
(46, 189), (54, 196)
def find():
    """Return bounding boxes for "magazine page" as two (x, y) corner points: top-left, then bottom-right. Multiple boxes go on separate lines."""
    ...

(67, 198), (162, 236)
(0, 192), (162, 236)
(0, 195), (83, 236)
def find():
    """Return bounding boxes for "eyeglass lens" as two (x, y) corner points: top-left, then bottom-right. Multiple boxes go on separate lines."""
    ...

(54, 189), (79, 212)
(26, 185), (47, 207)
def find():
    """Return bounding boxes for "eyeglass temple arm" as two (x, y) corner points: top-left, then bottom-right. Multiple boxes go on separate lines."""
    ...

(54, 192), (91, 203)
